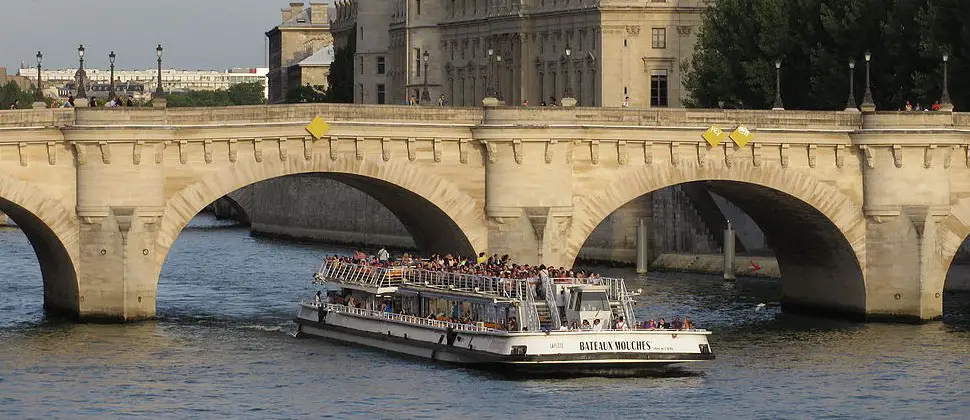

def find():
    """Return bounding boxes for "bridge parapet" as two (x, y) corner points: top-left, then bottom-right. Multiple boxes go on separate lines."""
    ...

(861, 111), (958, 130)
(0, 108), (74, 129)
(483, 107), (862, 130)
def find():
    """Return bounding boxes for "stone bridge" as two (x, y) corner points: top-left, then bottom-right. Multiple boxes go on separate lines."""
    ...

(2, 105), (970, 322)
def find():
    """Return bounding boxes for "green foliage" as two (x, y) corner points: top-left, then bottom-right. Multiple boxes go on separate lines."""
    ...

(285, 84), (328, 103)
(684, 0), (970, 110)
(167, 81), (266, 108)
(0, 82), (37, 109)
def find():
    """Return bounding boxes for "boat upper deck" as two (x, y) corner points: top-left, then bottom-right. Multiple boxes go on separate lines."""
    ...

(316, 258), (634, 303)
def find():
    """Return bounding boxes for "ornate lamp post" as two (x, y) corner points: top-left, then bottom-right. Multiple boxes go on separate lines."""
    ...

(563, 45), (574, 99)
(941, 52), (953, 111)
(155, 44), (165, 97)
(421, 50), (431, 104)
(108, 51), (116, 99)
(486, 47), (495, 98)
(35, 51), (43, 101)
(861, 50), (875, 111)
(75, 44), (87, 98)
(771, 58), (784, 110)
(845, 59), (857, 111)
(496, 54), (503, 102)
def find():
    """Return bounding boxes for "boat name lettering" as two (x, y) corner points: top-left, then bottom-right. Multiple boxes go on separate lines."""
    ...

(579, 341), (651, 351)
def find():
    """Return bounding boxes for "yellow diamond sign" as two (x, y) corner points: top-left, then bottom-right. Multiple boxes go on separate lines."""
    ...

(702, 125), (727, 147)
(731, 125), (754, 148)
(305, 117), (331, 140)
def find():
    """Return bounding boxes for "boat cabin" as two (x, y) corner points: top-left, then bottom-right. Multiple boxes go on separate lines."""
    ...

(564, 285), (615, 328)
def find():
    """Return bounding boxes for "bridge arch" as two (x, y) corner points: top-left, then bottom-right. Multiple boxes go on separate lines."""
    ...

(938, 199), (970, 319)
(567, 161), (868, 316)
(0, 173), (79, 316)
(154, 157), (487, 278)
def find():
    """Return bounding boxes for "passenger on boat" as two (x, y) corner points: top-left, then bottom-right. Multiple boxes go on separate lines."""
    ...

(656, 318), (668, 329)
(615, 316), (626, 330)
(592, 319), (603, 331)
(683, 317), (694, 329)
(671, 316), (683, 329)
(581, 320), (591, 329)
(377, 247), (390, 262)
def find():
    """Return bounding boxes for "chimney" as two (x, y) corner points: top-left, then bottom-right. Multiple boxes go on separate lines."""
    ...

(290, 2), (305, 21)
(309, 2), (329, 24)
(281, 8), (293, 22)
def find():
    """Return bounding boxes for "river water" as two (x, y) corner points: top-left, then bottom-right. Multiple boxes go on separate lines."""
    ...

(0, 214), (967, 419)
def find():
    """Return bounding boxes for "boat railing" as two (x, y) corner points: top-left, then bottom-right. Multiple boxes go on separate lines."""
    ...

(318, 260), (396, 289)
(310, 301), (504, 333)
(539, 275), (562, 330)
(521, 280), (542, 332)
(400, 267), (527, 299)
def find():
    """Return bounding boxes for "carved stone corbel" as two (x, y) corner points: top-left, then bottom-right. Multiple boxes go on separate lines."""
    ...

(617, 141), (628, 165)
(98, 141), (111, 164)
(407, 138), (417, 161)
(807, 144), (818, 168)
(47, 141), (57, 165)
(924, 145), (937, 169)
(513, 139), (523, 164)
(697, 143), (706, 168)
(250, 138), (265, 163)
(155, 141), (168, 164)
(545, 140), (557, 164)
(752, 143), (762, 167)
(433, 138), (443, 163)
(228, 139), (238, 163)
(279, 137), (288, 161)
(329, 136), (338, 161)
(382, 137), (391, 161)
(670, 142), (679, 167)
(355, 137), (364, 161)
(73, 142), (86, 165)
(724, 142), (734, 168)
(303, 136), (313, 161)
(589, 140), (600, 165)
(178, 140), (189, 164)
(860, 145), (874, 169)
(944, 145), (957, 169)
(780, 144), (790, 168)
(133, 141), (144, 165)
(204, 139), (213, 164)
(459, 139), (469, 164)
(644, 142), (653, 165)
(18, 142), (27, 167)
(892, 144), (902, 168)
(484, 141), (497, 163)
(966, 145), (970, 168)
(565, 141), (576, 163)
(836, 144), (846, 168)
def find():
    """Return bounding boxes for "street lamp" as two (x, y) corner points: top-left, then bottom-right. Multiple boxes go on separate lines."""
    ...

(771, 58), (784, 110)
(861, 50), (875, 111)
(486, 47), (495, 98)
(421, 50), (431, 104)
(563, 45), (574, 99)
(35, 51), (43, 101)
(109, 51), (116, 99)
(155, 44), (165, 96)
(845, 59), (857, 111)
(941, 52), (952, 111)
(76, 44), (87, 98)
(496, 54), (503, 101)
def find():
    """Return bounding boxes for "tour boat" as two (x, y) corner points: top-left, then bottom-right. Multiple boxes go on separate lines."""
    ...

(294, 257), (714, 376)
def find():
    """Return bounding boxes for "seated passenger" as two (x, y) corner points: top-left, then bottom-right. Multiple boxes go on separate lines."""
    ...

(581, 320), (591, 330)
(592, 319), (603, 331)
(657, 318), (668, 329)
(671, 316), (683, 329)
(683, 317), (694, 330)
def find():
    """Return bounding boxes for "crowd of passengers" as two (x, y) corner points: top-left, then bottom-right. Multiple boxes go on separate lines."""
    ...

(327, 250), (605, 281)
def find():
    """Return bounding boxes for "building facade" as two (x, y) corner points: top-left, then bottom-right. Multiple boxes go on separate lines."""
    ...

(332, 0), (705, 107)
(332, 1), (395, 104)
(17, 68), (269, 99)
(266, 2), (334, 103)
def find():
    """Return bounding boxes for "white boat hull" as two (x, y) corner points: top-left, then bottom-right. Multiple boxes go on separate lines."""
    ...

(294, 304), (714, 376)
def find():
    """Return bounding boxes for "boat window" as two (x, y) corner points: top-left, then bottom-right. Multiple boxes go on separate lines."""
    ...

(571, 290), (582, 311)
(579, 292), (610, 311)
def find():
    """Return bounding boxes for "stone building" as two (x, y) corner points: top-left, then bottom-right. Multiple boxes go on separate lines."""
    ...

(266, 2), (334, 103)
(332, 0), (706, 107)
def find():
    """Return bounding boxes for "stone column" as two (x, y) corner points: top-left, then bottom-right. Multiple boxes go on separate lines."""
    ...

(75, 140), (166, 321)
(484, 137), (574, 267)
(862, 144), (949, 320)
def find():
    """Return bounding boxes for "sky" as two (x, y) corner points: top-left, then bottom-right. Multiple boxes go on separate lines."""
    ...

(0, 0), (310, 71)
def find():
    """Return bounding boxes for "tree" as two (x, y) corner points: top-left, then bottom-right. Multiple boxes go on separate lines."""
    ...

(228, 81), (266, 106)
(683, 0), (970, 110)
(323, 30), (356, 103)
(0, 81), (36, 109)
(285, 84), (328, 103)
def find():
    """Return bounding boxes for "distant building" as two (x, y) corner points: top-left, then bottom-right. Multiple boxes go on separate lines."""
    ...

(331, 0), (706, 107)
(266, 2), (334, 103)
(17, 67), (269, 99)
(0, 67), (33, 91)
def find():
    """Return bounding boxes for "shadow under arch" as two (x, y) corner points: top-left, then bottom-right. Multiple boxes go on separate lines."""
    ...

(0, 193), (79, 318)
(153, 157), (486, 293)
(569, 163), (868, 318)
